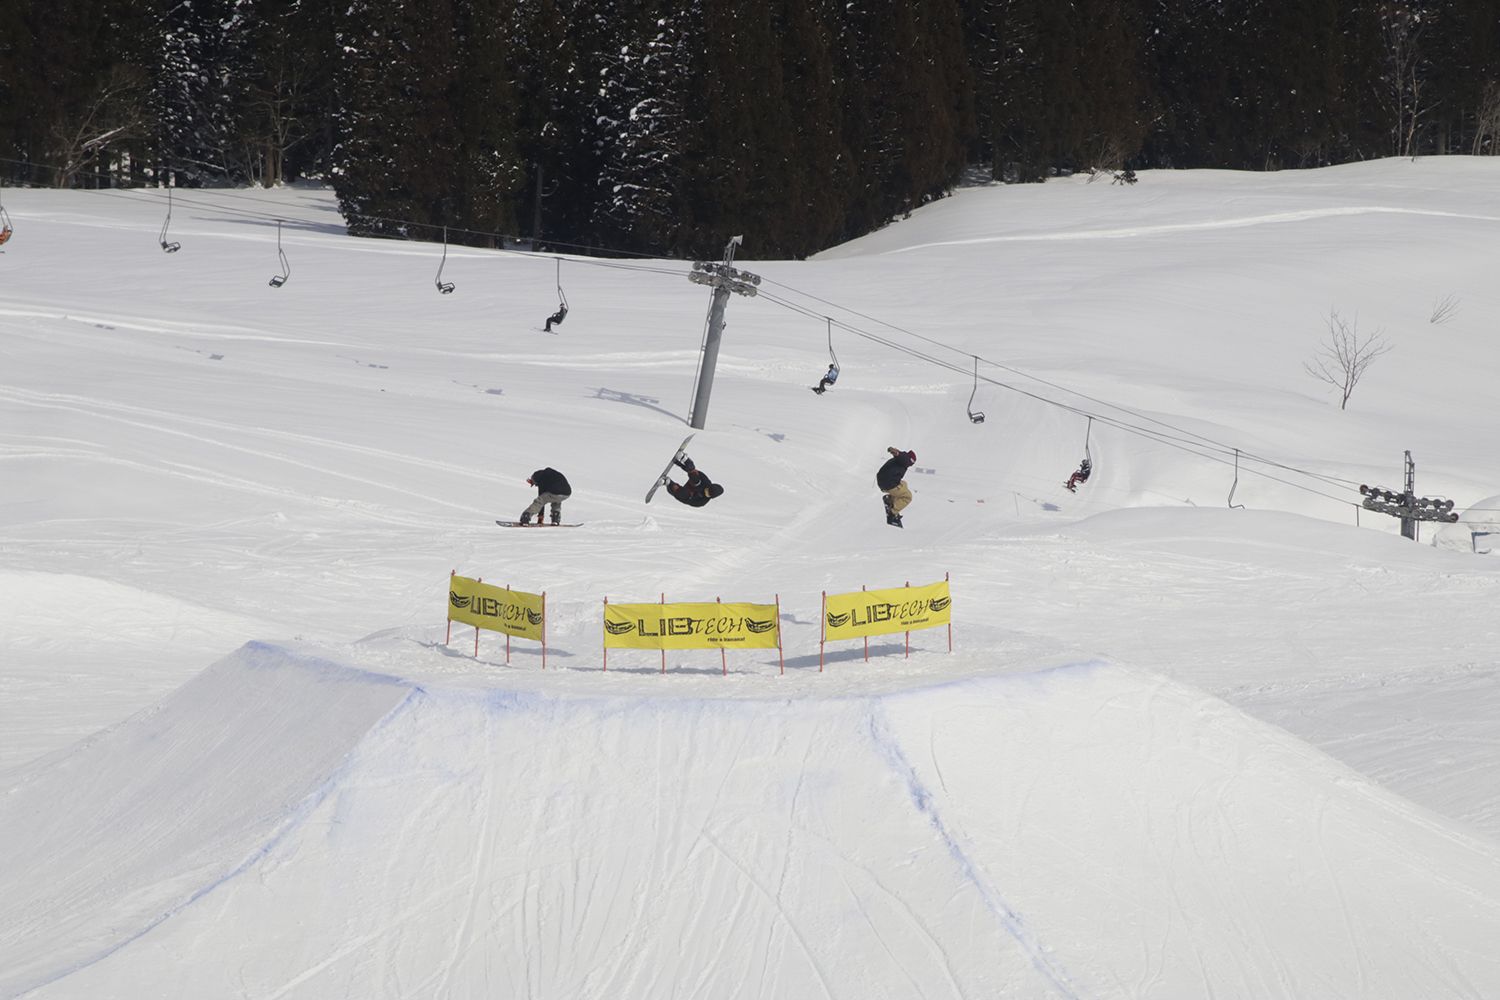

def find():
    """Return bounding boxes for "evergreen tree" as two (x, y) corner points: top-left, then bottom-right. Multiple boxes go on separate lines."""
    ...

(333, 0), (523, 241)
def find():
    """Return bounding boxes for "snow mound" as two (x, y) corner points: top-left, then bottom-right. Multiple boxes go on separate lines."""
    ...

(6, 645), (1500, 999)
(1433, 493), (1500, 554)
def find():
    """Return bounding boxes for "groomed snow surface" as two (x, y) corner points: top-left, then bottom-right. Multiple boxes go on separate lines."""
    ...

(3, 159), (1500, 998)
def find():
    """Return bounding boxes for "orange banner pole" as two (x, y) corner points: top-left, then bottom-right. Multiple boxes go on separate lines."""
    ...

(602, 597), (608, 671)
(905, 580), (910, 659)
(446, 570), (454, 645)
(776, 594), (783, 675)
(820, 591), (825, 671)
(661, 593), (666, 675)
(947, 572), (952, 652)
(506, 584), (511, 665)
(542, 591), (547, 669)
(863, 584), (868, 663)
(475, 577), (482, 657)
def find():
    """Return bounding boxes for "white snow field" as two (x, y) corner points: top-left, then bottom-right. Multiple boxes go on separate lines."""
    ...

(2, 158), (1500, 997)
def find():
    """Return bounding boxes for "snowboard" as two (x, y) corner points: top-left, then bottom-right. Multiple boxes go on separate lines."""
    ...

(496, 521), (583, 528)
(644, 434), (696, 504)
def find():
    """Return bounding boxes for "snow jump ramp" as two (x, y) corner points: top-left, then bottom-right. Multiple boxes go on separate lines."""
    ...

(4, 642), (1500, 999)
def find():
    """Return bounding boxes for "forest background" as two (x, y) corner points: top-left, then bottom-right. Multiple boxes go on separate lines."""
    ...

(2, 0), (1498, 259)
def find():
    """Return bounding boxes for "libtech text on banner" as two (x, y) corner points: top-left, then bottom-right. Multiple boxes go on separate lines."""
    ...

(604, 602), (781, 650)
(823, 580), (950, 641)
(448, 575), (544, 640)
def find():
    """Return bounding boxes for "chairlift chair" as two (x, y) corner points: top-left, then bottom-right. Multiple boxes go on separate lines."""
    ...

(268, 220), (290, 287)
(159, 186), (181, 253)
(543, 258), (568, 331)
(811, 319), (840, 393)
(966, 356), (985, 423)
(434, 226), (455, 293)
(1064, 417), (1093, 492)
(0, 182), (12, 246)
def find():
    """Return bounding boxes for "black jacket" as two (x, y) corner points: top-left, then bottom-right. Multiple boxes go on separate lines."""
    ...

(670, 470), (716, 507)
(876, 453), (912, 490)
(530, 468), (571, 496)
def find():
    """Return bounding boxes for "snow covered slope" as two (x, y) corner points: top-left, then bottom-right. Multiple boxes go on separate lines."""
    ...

(7, 644), (1500, 999)
(2, 159), (1500, 995)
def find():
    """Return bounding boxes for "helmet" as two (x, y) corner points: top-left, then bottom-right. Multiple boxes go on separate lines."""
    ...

(906, 451), (916, 463)
(708, 484), (725, 498)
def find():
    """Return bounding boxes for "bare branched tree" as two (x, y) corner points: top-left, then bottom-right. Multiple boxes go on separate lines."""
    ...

(1304, 309), (1392, 410)
(1473, 80), (1500, 156)
(1430, 292), (1460, 324)
(1381, 5), (1428, 158)
(48, 65), (153, 188)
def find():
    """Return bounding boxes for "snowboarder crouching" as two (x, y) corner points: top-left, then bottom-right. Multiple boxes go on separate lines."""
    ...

(520, 468), (571, 525)
(877, 447), (915, 527)
(812, 364), (838, 395)
(667, 455), (724, 507)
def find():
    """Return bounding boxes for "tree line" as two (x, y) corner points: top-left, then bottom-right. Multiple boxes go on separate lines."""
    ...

(2, 0), (1497, 259)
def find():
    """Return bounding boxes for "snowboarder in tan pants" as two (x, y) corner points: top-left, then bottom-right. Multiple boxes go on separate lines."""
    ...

(877, 447), (915, 527)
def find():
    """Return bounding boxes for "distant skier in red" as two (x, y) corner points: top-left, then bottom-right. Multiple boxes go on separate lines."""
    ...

(520, 468), (571, 524)
(877, 447), (915, 527)
(666, 455), (724, 507)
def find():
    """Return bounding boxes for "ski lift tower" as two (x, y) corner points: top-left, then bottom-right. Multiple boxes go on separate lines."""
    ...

(687, 235), (760, 430)
(1359, 450), (1458, 540)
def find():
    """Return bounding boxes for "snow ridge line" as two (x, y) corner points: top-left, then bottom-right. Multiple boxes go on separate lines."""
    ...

(879, 205), (1500, 254)
(866, 699), (1086, 1000)
(12, 649), (423, 1000)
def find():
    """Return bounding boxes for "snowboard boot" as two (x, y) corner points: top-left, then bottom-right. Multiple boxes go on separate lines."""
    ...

(519, 512), (532, 525)
(674, 455), (696, 472)
(550, 508), (561, 526)
(886, 512), (903, 528)
(811, 386), (824, 395)
(883, 493), (895, 515)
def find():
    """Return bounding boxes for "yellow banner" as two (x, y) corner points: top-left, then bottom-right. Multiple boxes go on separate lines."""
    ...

(824, 580), (950, 640)
(448, 575), (544, 640)
(604, 602), (780, 649)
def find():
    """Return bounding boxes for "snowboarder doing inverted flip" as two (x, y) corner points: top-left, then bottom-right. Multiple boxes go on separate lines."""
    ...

(519, 467), (571, 524)
(666, 454), (724, 507)
(877, 447), (915, 527)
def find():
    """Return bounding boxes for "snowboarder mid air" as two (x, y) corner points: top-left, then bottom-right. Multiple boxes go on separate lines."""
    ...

(520, 467), (572, 524)
(811, 364), (839, 395)
(666, 455), (724, 507)
(877, 447), (915, 527)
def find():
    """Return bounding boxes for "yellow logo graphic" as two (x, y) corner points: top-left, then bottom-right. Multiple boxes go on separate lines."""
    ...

(605, 602), (780, 649)
(446, 575), (544, 641)
(823, 580), (950, 640)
